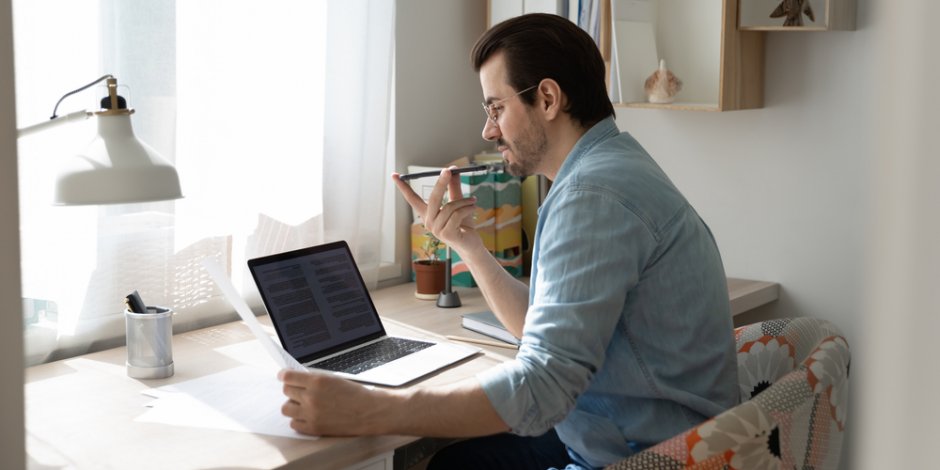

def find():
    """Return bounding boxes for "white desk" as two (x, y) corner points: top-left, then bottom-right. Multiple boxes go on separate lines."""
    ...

(726, 277), (779, 317)
(25, 318), (503, 469)
(24, 278), (777, 469)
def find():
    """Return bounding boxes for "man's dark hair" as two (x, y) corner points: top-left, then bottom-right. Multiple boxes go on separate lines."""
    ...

(471, 13), (615, 128)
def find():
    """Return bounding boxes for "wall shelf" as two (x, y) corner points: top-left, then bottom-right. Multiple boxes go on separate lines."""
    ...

(487, 0), (766, 112)
(616, 102), (724, 112)
(739, 0), (857, 31)
(609, 0), (764, 112)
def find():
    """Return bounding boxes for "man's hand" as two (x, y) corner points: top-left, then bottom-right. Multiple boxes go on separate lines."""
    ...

(279, 369), (389, 436)
(391, 167), (482, 255)
(392, 167), (531, 336)
(278, 367), (510, 438)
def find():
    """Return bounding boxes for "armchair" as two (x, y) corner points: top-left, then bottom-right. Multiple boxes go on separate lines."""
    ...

(606, 317), (850, 470)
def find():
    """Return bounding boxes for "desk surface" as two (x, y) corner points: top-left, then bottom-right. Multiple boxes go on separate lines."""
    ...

(25, 316), (500, 470)
(24, 277), (777, 469)
(377, 277), (779, 355)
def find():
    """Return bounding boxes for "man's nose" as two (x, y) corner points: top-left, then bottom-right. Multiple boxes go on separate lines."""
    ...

(482, 118), (500, 142)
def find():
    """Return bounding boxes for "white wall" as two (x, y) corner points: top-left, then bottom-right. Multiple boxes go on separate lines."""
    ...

(617, 9), (873, 467)
(619, 4), (873, 468)
(394, 0), (490, 281)
(0, 0), (25, 467)
(617, 0), (940, 468)
(856, 2), (940, 468)
(398, 0), (940, 468)
(618, 20), (873, 325)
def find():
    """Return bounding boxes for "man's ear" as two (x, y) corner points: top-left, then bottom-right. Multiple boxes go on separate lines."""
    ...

(537, 79), (564, 120)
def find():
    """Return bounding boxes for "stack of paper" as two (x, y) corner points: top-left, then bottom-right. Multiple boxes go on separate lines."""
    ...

(137, 364), (317, 440)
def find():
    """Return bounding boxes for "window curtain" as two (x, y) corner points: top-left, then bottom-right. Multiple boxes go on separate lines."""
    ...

(323, 0), (395, 288)
(14, 0), (395, 366)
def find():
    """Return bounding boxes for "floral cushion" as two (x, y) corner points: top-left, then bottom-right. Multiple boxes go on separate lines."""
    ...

(605, 317), (850, 470)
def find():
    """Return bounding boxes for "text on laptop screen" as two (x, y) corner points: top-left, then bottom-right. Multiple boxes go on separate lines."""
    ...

(250, 244), (384, 360)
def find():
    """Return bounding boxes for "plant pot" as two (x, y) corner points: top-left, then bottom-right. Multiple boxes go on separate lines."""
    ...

(413, 259), (445, 300)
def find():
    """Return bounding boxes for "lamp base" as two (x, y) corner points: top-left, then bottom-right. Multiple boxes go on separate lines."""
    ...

(436, 291), (462, 308)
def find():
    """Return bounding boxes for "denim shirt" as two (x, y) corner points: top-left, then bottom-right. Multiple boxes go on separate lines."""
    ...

(477, 117), (739, 469)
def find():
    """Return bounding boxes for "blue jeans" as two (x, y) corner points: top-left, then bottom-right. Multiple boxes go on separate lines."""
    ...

(426, 430), (570, 470)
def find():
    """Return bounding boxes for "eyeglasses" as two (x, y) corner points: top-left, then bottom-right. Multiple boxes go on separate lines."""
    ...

(481, 85), (538, 125)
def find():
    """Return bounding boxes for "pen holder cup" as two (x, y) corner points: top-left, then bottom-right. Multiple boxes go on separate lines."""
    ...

(125, 306), (174, 379)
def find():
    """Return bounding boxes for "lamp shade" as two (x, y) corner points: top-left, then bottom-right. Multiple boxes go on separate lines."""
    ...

(53, 113), (183, 205)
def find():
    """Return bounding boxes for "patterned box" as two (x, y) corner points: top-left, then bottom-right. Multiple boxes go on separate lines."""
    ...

(409, 166), (522, 287)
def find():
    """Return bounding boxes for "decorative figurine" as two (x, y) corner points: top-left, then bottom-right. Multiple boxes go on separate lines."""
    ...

(644, 59), (682, 104)
(770, 0), (815, 26)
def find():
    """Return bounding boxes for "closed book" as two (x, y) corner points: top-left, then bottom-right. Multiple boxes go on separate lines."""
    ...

(461, 311), (520, 346)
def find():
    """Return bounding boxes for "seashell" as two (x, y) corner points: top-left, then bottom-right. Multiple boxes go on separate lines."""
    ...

(644, 59), (682, 104)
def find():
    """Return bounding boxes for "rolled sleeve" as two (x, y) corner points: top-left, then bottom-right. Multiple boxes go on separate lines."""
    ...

(477, 342), (586, 435)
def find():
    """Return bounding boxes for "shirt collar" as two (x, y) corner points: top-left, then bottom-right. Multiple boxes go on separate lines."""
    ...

(553, 116), (619, 185)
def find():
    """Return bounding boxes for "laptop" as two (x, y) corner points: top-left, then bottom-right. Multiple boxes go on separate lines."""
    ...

(247, 240), (479, 387)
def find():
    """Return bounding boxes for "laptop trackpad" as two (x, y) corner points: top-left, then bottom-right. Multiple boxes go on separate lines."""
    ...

(346, 342), (479, 387)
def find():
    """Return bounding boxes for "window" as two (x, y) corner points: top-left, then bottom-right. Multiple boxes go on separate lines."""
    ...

(14, 0), (395, 365)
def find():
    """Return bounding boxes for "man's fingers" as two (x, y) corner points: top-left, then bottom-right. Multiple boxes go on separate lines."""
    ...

(289, 418), (317, 435)
(282, 382), (306, 403)
(444, 204), (479, 233)
(279, 369), (325, 406)
(424, 168), (455, 223)
(278, 368), (315, 386)
(391, 173), (429, 215)
(448, 171), (464, 202)
(427, 196), (477, 235)
(281, 398), (303, 418)
(391, 169), (472, 238)
(287, 414), (318, 436)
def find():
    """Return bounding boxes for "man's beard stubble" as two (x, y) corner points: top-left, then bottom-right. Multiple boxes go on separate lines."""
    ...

(500, 115), (548, 178)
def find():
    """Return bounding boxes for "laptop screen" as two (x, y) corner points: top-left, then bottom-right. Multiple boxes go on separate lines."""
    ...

(248, 241), (386, 363)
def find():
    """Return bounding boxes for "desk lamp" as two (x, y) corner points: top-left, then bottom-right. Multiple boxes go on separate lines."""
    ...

(436, 246), (461, 308)
(16, 74), (182, 205)
(432, 166), (509, 309)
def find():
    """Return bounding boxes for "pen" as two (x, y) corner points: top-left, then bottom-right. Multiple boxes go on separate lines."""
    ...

(445, 335), (519, 350)
(398, 164), (496, 182)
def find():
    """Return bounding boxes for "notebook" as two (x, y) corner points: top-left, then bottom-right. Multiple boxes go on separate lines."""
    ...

(461, 311), (520, 346)
(247, 240), (479, 387)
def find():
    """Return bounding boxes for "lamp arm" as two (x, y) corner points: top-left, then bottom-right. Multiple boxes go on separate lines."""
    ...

(17, 73), (117, 138)
(17, 110), (94, 138)
(50, 74), (113, 119)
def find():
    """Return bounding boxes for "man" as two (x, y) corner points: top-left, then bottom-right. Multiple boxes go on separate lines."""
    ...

(279, 13), (738, 469)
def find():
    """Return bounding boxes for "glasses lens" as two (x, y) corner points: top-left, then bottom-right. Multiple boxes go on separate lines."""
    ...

(482, 103), (496, 122)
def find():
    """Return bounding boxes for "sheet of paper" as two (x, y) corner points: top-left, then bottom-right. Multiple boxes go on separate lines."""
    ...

(137, 365), (316, 440)
(215, 339), (283, 371)
(202, 258), (306, 371)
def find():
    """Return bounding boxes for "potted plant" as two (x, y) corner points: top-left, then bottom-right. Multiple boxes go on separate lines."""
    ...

(413, 231), (445, 300)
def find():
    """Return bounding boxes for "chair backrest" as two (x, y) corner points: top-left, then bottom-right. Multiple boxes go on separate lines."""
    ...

(606, 317), (850, 470)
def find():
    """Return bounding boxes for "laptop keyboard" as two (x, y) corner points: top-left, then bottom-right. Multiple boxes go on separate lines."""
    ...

(314, 337), (433, 375)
